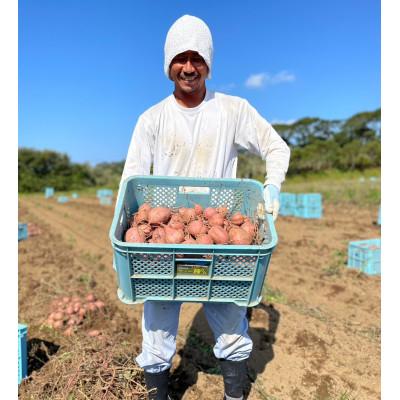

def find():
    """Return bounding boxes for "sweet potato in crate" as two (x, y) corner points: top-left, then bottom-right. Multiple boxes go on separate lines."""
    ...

(109, 176), (278, 307)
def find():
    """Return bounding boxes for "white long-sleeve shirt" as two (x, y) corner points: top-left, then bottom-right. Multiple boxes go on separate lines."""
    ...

(120, 90), (290, 192)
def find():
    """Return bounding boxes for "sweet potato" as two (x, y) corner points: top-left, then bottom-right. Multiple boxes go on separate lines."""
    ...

(196, 234), (214, 244)
(228, 227), (253, 245)
(204, 207), (217, 219)
(208, 226), (229, 244)
(148, 207), (171, 224)
(230, 212), (245, 225)
(208, 213), (225, 227)
(163, 225), (185, 244)
(125, 227), (146, 243)
(187, 219), (205, 237)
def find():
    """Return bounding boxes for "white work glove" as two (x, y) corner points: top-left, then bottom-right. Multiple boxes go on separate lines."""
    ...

(263, 184), (280, 222)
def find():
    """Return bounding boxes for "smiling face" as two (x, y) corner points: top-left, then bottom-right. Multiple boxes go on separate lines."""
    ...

(169, 50), (208, 103)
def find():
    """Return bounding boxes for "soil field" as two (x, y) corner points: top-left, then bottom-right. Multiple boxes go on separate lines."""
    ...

(18, 194), (381, 399)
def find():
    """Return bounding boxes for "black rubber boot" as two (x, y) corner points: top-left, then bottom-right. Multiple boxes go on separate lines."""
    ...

(219, 359), (248, 399)
(143, 369), (170, 400)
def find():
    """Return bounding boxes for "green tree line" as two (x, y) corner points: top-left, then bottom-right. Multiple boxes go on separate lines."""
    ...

(18, 108), (380, 193)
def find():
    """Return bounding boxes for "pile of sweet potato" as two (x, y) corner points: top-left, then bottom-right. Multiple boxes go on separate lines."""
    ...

(45, 293), (105, 337)
(124, 204), (260, 245)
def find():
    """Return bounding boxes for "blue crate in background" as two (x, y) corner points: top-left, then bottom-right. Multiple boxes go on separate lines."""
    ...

(348, 238), (381, 275)
(18, 223), (28, 241)
(377, 206), (381, 225)
(44, 187), (54, 198)
(279, 193), (297, 216)
(57, 196), (69, 204)
(18, 324), (28, 384)
(294, 193), (323, 219)
(72, 192), (79, 199)
(97, 189), (114, 198)
(100, 196), (113, 206)
(109, 175), (278, 307)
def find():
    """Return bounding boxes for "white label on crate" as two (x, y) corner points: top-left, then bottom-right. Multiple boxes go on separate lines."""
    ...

(176, 264), (209, 275)
(178, 186), (210, 194)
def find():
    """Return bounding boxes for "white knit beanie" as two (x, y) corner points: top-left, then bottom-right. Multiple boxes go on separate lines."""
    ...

(164, 15), (213, 79)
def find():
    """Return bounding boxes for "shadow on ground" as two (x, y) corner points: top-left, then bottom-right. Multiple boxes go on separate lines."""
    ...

(27, 338), (60, 375)
(169, 302), (280, 399)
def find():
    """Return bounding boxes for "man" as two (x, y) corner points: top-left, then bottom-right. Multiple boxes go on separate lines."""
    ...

(119, 14), (290, 400)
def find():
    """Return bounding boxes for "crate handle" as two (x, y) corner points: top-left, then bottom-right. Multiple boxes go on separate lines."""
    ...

(178, 186), (210, 195)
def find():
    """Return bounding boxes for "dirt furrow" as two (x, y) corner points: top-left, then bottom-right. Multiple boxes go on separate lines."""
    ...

(19, 196), (381, 399)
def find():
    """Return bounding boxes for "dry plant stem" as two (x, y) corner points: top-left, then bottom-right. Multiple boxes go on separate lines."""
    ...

(77, 388), (91, 399)
(98, 366), (116, 400)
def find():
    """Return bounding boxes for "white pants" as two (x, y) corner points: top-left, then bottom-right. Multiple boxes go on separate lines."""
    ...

(136, 301), (253, 373)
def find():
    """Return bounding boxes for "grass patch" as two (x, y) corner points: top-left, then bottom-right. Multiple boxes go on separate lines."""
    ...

(185, 329), (220, 374)
(288, 302), (329, 323)
(77, 273), (96, 289)
(337, 393), (356, 400)
(322, 250), (346, 277)
(186, 329), (214, 357)
(282, 168), (380, 206)
(356, 325), (381, 341)
(306, 388), (358, 400)
(253, 380), (280, 400)
(82, 251), (102, 263)
(262, 285), (287, 304)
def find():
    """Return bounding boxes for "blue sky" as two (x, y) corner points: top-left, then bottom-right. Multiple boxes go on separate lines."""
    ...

(18, 0), (381, 165)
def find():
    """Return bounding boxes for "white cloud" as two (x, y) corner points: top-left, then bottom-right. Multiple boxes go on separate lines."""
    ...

(269, 70), (295, 84)
(245, 70), (296, 88)
(245, 73), (267, 88)
(270, 118), (296, 125)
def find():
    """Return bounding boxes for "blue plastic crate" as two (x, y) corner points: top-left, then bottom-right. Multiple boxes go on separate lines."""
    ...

(57, 196), (69, 203)
(100, 196), (113, 206)
(18, 223), (28, 241)
(109, 176), (278, 307)
(72, 192), (79, 199)
(347, 238), (381, 275)
(44, 187), (54, 198)
(294, 193), (323, 219)
(18, 324), (28, 384)
(97, 189), (114, 198)
(279, 193), (297, 216)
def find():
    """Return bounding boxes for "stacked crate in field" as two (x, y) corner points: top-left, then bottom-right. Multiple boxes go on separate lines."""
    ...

(294, 193), (323, 219)
(97, 188), (114, 206)
(97, 189), (113, 198)
(100, 196), (113, 206)
(44, 187), (54, 198)
(279, 193), (297, 216)
(18, 223), (28, 241)
(347, 238), (381, 275)
(18, 324), (28, 384)
(57, 196), (69, 204)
